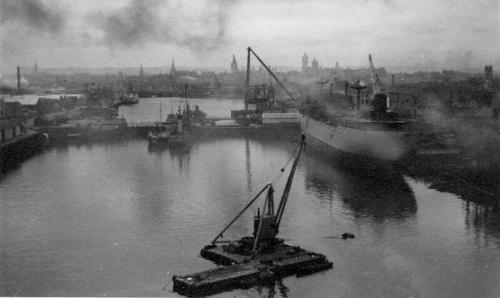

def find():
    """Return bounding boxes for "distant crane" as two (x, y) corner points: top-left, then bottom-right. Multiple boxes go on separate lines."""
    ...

(244, 47), (296, 110)
(350, 79), (367, 114)
(368, 54), (383, 95)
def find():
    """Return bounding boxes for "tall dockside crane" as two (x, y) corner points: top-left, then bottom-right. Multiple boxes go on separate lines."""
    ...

(369, 54), (383, 96)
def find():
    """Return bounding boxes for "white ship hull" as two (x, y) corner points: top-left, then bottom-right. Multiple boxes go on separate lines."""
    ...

(300, 115), (408, 161)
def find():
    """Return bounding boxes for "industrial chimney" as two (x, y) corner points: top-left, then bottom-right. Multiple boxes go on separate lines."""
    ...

(17, 66), (21, 93)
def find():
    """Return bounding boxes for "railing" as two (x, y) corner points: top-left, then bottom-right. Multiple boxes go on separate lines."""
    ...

(126, 118), (231, 127)
(126, 121), (169, 127)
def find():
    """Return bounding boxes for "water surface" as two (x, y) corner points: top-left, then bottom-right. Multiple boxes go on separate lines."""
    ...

(1, 98), (499, 297)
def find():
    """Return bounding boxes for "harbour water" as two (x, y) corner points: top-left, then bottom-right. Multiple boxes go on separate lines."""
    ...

(1, 98), (499, 297)
(118, 97), (244, 122)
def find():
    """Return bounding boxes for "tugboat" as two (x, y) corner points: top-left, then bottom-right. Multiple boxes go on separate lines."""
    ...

(147, 107), (187, 146)
(119, 93), (139, 105)
(173, 135), (333, 296)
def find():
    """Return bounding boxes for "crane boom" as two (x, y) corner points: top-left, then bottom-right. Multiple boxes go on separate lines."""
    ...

(275, 137), (305, 230)
(368, 54), (382, 95)
(247, 47), (296, 101)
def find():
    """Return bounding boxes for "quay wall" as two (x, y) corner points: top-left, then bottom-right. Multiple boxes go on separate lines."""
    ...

(41, 126), (140, 144)
(38, 123), (302, 144)
(191, 123), (301, 139)
(0, 132), (47, 173)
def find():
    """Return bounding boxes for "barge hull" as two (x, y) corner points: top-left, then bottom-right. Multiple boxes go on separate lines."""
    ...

(173, 241), (332, 296)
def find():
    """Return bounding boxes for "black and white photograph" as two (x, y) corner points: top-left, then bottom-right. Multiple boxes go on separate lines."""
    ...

(1, 0), (499, 297)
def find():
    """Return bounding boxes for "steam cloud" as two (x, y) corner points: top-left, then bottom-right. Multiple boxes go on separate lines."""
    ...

(90, 0), (233, 51)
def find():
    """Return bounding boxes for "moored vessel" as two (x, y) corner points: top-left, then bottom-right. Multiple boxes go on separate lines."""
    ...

(119, 93), (139, 105)
(300, 113), (409, 161)
(300, 55), (410, 161)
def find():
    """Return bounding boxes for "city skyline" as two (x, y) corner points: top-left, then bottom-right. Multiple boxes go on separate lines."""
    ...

(1, 0), (499, 72)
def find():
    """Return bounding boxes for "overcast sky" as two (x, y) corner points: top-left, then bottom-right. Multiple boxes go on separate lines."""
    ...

(1, 0), (499, 72)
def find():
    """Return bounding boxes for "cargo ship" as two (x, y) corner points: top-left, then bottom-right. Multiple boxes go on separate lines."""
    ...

(233, 48), (409, 162)
(300, 112), (409, 161)
(300, 55), (410, 161)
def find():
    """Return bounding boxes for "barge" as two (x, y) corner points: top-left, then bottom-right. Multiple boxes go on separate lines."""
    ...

(173, 136), (333, 296)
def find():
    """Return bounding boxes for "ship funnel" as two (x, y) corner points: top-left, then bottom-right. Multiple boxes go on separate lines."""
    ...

(178, 119), (183, 132)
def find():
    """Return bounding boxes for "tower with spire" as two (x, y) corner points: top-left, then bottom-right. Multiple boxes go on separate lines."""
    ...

(170, 59), (177, 75)
(301, 52), (309, 72)
(139, 64), (144, 77)
(230, 54), (238, 73)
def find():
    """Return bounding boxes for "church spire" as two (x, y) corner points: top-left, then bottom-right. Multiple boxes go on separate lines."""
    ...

(230, 54), (238, 73)
(170, 58), (176, 75)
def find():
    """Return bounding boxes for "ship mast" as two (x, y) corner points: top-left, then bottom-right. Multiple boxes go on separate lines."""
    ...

(159, 102), (162, 122)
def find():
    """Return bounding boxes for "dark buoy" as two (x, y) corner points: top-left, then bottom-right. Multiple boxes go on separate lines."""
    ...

(341, 233), (355, 240)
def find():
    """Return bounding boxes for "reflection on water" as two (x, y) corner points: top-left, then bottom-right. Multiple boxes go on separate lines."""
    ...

(464, 201), (500, 245)
(254, 279), (290, 298)
(304, 150), (416, 222)
(404, 153), (500, 205)
(335, 170), (416, 221)
(147, 142), (192, 171)
(1, 135), (500, 296)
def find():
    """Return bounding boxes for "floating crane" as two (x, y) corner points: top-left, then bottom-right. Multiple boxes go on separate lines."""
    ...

(173, 136), (333, 296)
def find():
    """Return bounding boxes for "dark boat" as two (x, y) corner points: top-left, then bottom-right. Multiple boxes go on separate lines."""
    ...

(147, 110), (188, 145)
(119, 93), (139, 105)
(147, 85), (204, 146)
(173, 136), (333, 296)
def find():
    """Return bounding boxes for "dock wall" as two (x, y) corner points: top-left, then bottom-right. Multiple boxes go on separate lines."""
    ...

(0, 132), (47, 173)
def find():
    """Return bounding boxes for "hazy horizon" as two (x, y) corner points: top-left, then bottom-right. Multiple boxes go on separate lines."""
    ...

(1, 0), (499, 73)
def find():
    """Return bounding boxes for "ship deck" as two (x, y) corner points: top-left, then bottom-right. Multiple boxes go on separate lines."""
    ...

(201, 242), (326, 266)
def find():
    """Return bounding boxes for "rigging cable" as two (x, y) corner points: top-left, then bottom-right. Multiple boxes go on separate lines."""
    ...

(270, 142), (301, 185)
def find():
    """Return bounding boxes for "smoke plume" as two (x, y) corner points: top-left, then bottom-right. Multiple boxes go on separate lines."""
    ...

(0, 0), (66, 33)
(90, 0), (233, 51)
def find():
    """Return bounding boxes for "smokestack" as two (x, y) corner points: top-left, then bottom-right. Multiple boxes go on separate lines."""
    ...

(17, 66), (21, 93)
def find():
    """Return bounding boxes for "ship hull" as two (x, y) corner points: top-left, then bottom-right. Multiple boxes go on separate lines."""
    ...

(300, 115), (408, 162)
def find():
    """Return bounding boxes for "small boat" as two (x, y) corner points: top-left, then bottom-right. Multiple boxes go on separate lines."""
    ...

(147, 130), (168, 145)
(147, 87), (202, 146)
(120, 93), (139, 105)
